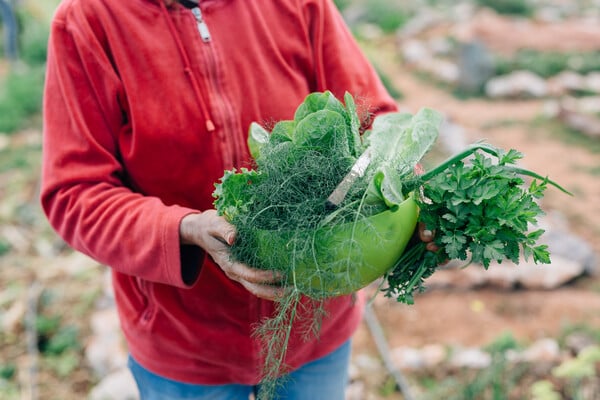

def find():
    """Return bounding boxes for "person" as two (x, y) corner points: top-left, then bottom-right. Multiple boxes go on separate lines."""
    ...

(41, 0), (435, 398)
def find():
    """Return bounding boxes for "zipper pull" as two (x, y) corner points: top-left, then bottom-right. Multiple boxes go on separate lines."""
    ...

(191, 7), (211, 42)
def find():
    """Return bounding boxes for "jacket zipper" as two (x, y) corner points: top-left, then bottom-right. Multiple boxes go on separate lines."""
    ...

(191, 7), (211, 42)
(189, 7), (243, 168)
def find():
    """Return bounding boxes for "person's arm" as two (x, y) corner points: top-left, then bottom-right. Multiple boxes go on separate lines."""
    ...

(41, 7), (199, 289)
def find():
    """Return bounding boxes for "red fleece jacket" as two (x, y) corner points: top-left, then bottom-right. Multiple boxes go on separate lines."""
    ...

(41, 0), (397, 384)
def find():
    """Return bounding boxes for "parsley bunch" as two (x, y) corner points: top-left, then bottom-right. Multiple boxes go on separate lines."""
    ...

(383, 144), (571, 304)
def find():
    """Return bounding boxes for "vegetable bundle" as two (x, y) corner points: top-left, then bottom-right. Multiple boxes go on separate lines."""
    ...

(212, 91), (570, 398)
(214, 91), (569, 301)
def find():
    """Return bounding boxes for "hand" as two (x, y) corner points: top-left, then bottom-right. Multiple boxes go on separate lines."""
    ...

(417, 222), (439, 252)
(180, 210), (284, 300)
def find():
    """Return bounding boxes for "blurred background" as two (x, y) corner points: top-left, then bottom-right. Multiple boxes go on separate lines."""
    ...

(0, 0), (599, 399)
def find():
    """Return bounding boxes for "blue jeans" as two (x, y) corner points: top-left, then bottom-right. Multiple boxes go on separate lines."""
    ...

(128, 340), (351, 400)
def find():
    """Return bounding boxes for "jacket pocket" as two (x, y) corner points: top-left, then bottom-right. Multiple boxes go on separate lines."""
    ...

(136, 276), (156, 324)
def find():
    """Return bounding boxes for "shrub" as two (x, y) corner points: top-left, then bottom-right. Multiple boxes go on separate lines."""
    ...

(475, 0), (533, 17)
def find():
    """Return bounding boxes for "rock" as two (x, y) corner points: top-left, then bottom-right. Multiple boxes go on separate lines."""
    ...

(0, 224), (30, 253)
(85, 309), (128, 376)
(585, 72), (600, 93)
(421, 344), (447, 368)
(353, 353), (382, 372)
(345, 381), (366, 400)
(1, 299), (26, 334)
(547, 71), (586, 96)
(542, 224), (597, 276)
(485, 71), (548, 98)
(425, 59), (460, 84)
(457, 40), (495, 93)
(391, 346), (425, 371)
(400, 39), (430, 65)
(480, 262), (520, 290)
(448, 347), (491, 369)
(557, 105), (600, 139)
(399, 10), (443, 39)
(87, 368), (139, 400)
(347, 362), (360, 381)
(0, 133), (9, 151)
(424, 263), (487, 290)
(565, 332), (598, 355)
(517, 255), (585, 290)
(521, 339), (561, 364)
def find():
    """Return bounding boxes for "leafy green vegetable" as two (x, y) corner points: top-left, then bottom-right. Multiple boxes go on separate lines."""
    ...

(212, 91), (570, 399)
(383, 144), (571, 304)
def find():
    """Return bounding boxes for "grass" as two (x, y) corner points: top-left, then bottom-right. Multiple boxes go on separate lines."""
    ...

(495, 50), (600, 79)
(475, 0), (533, 17)
(0, 66), (45, 133)
(0, 2), (50, 134)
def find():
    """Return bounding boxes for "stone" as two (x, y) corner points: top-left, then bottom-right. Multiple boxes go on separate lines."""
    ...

(517, 255), (586, 290)
(448, 347), (491, 369)
(88, 368), (139, 400)
(457, 40), (495, 94)
(485, 71), (548, 99)
(1, 299), (26, 334)
(85, 309), (128, 376)
(391, 346), (425, 371)
(521, 339), (561, 364)
(400, 39), (430, 65)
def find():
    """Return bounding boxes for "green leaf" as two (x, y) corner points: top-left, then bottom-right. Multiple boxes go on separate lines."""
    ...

(269, 120), (295, 145)
(441, 233), (467, 260)
(293, 91), (347, 123)
(343, 92), (362, 157)
(376, 168), (406, 208)
(213, 169), (262, 221)
(367, 108), (442, 176)
(293, 109), (350, 156)
(248, 122), (270, 160)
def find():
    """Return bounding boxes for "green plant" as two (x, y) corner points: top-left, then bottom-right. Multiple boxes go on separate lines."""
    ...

(0, 363), (16, 380)
(362, 0), (410, 33)
(530, 380), (561, 400)
(333, 0), (353, 11)
(0, 66), (45, 133)
(475, 0), (533, 17)
(16, 9), (50, 65)
(214, 91), (569, 398)
(422, 353), (529, 400)
(495, 50), (600, 79)
(484, 331), (522, 355)
(558, 322), (600, 348)
(383, 144), (569, 304)
(0, 239), (11, 256)
(552, 346), (600, 399)
(36, 314), (81, 356)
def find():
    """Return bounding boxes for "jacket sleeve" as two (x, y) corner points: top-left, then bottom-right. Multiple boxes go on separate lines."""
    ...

(304, 0), (398, 118)
(40, 9), (201, 288)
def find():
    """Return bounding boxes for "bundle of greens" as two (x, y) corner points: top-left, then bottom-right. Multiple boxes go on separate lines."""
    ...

(212, 91), (570, 398)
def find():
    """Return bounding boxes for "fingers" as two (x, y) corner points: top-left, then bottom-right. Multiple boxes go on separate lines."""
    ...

(240, 281), (287, 301)
(219, 259), (286, 300)
(224, 261), (283, 285)
(418, 222), (434, 243)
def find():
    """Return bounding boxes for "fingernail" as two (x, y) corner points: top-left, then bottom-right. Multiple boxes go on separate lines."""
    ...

(423, 229), (433, 239)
